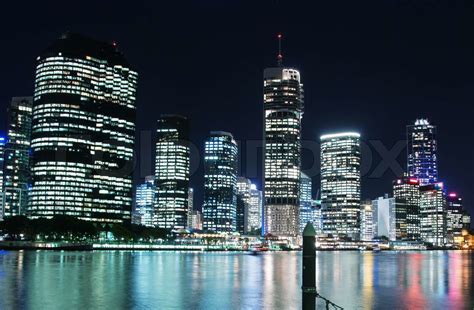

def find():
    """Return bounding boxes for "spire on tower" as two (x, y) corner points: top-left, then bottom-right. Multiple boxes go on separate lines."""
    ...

(277, 33), (283, 67)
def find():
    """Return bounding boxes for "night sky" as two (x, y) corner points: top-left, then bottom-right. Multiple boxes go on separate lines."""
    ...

(1, 1), (473, 214)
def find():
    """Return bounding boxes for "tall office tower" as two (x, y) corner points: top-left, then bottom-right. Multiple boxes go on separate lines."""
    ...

(186, 188), (194, 229)
(0, 135), (5, 218)
(3, 97), (33, 217)
(320, 132), (361, 240)
(263, 63), (304, 238)
(190, 210), (203, 230)
(419, 183), (446, 247)
(373, 195), (397, 241)
(133, 176), (155, 227)
(311, 199), (323, 234)
(445, 193), (470, 244)
(236, 177), (263, 232)
(30, 33), (137, 222)
(407, 119), (438, 185)
(249, 184), (263, 231)
(154, 115), (190, 230)
(360, 200), (375, 241)
(299, 172), (315, 233)
(203, 131), (238, 233)
(393, 176), (421, 240)
(236, 195), (248, 234)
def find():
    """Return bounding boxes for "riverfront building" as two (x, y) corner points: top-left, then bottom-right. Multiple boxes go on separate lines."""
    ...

(154, 115), (190, 230)
(393, 176), (421, 240)
(203, 132), (238, 233)
(320, 132), (361, 240)
(360, 200), (375, 241)
(407, 119), (438, 185)
(134, 176), (156, 227)
(263, 64), (304, 238)
(3, 97), (33, 217)
(30, 33), (137, 222)
(419, 183), (446, 247)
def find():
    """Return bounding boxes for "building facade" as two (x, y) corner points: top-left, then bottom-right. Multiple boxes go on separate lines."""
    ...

(419, 183), (446, 247)
(187, 188), (194, 229)
(360, 200), (375, 241)
(407, 119), (438, 185)
(263, 67), (304, 238)
(299, 172), (316, 234)
(393, 176), (421, 240)
(203, 132), (238, 233)
(3, 97), (33, 217)
(445, 193), (470, 244)
(236, 177), (263, 233)
(154, 115), (190, 230)
(133, 176), (155, 227)
(320, 132), (361, 240)
(0, 135), (5, 218)
(30, 33), (137, 222)
(373, 195), (396, 241)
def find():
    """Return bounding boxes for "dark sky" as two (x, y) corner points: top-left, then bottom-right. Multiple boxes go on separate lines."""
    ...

(1, 1), (473, 214)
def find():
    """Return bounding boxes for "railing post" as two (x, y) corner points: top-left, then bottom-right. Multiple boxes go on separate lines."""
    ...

(302, 222), (317, 309)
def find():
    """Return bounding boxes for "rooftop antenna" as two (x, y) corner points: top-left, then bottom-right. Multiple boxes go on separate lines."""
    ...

(277, 33), (283, 67)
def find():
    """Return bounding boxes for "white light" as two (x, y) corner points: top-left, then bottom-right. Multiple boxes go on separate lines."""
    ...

(320, 132), (361, 140)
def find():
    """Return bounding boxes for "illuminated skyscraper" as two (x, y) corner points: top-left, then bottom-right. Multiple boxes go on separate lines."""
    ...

(203, 131), (238, 233)
(393, 176), (420, 240)
(236, 177), (263, 232)
(299, 172), (316, 234)
(30, 33), (137, 223)
(133, 176), (155, 227)
(320, 132), (361, 240)
(154, 115), (190, 230)
(372, 195), (396, 241)
(419, 182), (445, 247)
(445, 193), (470, 244)
(263, 64), (304, 238)
(3, 97), (33, 217)
(187, 188), (194, 229)
(407, 119), (438, 185)
(360, 200), (375, 241)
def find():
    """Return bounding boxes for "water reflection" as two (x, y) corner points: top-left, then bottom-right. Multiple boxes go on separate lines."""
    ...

(0, 251), (472, 309)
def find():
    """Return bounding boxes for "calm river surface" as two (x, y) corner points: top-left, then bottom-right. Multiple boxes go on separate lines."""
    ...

(0, 250), (472, 309)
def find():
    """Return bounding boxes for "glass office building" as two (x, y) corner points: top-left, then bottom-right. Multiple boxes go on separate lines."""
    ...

(3, 97), (33, 217)
(407, 119), (438, 185)
(134, 176), (155, 227)
(263, 67), (304, 238)
(30, 33), (137, 223)
(419, 182), (446, 247)
(203, 132), (238, 233)
(154, 115), (190, 230)
(320, 132), (361, 240)
(393, 176), (421, 240)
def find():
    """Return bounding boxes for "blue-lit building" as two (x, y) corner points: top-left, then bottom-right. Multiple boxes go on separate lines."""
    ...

(299, 172), (317, 234)
(407, 119), (438, 185)
(133, 176), (156, 227)
(203, 131), (238, 233)
(3, 97), (33, 217)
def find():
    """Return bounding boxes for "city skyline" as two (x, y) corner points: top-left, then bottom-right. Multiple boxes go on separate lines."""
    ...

(0, 2), (472, 218)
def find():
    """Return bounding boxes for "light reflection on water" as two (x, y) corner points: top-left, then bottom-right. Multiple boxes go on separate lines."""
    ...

(0, 250), (472, 309)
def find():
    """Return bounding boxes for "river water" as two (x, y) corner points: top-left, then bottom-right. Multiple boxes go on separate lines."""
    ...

(0, 250), (472, 309)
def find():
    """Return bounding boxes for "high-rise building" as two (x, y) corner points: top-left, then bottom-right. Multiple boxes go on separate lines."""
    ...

(263, 64), (304, 238)
(0, 135), (5, 219)
(133, 176), (155, 227)
(320, 132), (361, 240)
(419, 183), (446, 247)
(30, 33), (137, 222)
(360, 200), (375, 241)
(203, 132), (238, 233)
(445, 193), (470, 244)
(190, 210), (203, 230)
(3, 97), (33, 217)
(249, 184), (263, 232)
(393, 176), (421, 240)
(154, 115), (190, 230)
(373, 195), (396, 241)
(407, 119), (438, 185)
(187, 188), (194, 229)
(236, 177), (262, 232)
(311, 199), (323, 235)
(236, 195), (248, 234)
(299, 172), (316, 234)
